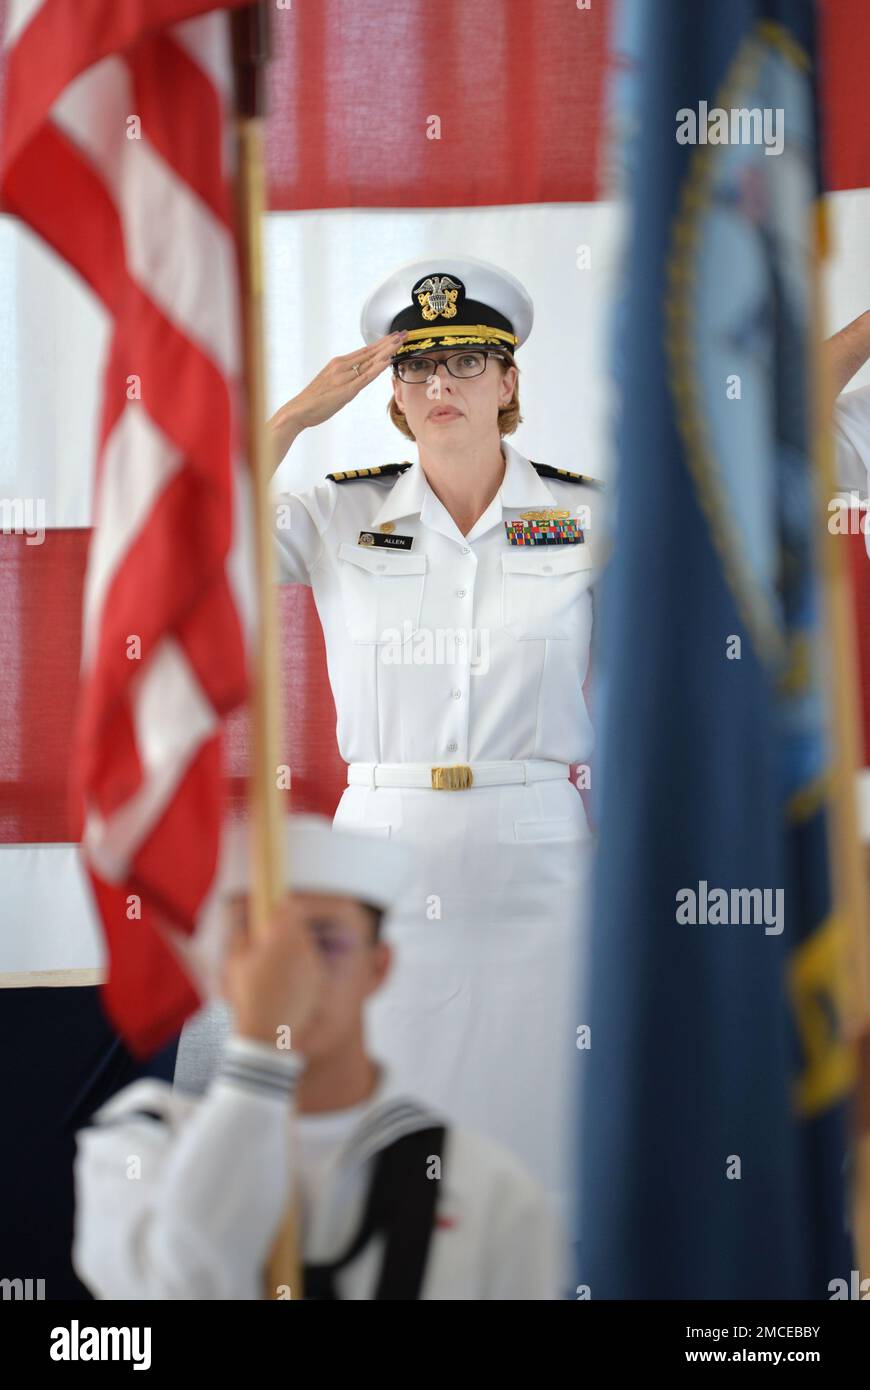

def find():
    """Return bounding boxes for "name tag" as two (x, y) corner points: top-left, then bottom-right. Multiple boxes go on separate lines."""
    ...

(505, 519), (584, 546)
(358, 531), (414, 550)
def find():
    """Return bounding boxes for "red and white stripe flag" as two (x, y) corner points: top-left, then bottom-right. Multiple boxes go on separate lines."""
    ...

(1, 0), (255, 1054)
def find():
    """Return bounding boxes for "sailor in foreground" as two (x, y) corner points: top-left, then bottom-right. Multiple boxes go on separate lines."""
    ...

(72, 817), (556, 1300)
(268, 255), (600, 1214)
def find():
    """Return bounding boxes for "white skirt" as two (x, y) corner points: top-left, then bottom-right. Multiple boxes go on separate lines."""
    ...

(332, 776), (593, 1212)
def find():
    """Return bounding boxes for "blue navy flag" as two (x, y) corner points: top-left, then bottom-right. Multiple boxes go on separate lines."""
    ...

(579, 0), (856, 1299)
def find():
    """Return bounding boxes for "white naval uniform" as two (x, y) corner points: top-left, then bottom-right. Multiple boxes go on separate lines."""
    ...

(273, 440), (599, 1212)
(72, 1036), (557, 1300)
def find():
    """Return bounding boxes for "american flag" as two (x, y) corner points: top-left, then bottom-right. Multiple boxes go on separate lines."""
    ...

(1, 0), (255, 1054)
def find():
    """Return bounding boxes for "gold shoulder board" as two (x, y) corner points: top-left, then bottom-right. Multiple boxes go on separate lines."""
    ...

(326, 461), (413, 484)
(530, 461), (605, 491)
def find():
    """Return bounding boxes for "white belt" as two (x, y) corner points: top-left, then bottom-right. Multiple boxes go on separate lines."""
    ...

(347, 760), (571, 791)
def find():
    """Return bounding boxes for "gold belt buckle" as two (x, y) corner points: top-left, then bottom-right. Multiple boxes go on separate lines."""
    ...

(430, 764), (474, 791)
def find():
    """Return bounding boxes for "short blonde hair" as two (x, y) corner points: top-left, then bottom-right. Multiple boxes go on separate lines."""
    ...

(388, 354), (522, 441)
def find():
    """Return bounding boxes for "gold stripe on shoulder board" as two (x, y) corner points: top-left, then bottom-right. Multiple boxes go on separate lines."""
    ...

(327, 462), (412, 484)
(530, 461), (605, 490)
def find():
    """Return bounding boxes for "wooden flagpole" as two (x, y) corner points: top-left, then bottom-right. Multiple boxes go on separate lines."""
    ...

(231, 1), (301, 1301)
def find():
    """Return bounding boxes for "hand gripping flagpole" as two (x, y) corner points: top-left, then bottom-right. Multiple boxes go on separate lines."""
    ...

(231, 1), (302, 1301)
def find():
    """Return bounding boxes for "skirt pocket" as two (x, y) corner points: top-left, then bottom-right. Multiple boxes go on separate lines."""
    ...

(513, 816), (580, 843)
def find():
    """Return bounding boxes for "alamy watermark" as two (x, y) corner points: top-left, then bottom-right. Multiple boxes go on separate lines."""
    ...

(676, 102), (784, 156)
(828, 492), (869, 533)
(50, 1321), (151, 1370)
(1, 1276), (45, 1299)
(676, 881), (784, 935)
(378, 623), (491, 673)
(0, 496), (45, 545)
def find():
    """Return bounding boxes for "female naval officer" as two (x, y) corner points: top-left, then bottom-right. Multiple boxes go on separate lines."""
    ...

(268, 255), (601, 1218)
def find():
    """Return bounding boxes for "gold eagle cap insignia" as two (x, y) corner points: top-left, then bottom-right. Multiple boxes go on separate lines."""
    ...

(416, 275), (461, 321)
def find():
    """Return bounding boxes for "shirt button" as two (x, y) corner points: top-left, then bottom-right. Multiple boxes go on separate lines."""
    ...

(461, 547), (470, 555)
(456, 588), (467, 598)
(456, 632), (465, 642)
(446, 740), (458, 753)
(451, 689), (462, 700)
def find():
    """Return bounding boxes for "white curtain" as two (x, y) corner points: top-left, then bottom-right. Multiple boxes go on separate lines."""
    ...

(1, 203), (626, 522)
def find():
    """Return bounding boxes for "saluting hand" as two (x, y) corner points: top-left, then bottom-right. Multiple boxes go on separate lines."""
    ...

(268, 330), (407, 467)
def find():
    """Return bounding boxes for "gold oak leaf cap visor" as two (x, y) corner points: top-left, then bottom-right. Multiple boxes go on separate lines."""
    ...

(360, 254), (534, 359)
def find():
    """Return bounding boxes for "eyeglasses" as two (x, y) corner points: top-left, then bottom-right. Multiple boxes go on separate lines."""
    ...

(393, 350), (507, 383)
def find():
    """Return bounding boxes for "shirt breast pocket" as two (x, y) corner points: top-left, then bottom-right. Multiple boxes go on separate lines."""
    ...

(500, 544), (595, 640)
(337, 541), (428, 645)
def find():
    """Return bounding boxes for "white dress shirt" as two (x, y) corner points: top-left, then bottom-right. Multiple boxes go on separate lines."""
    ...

(272, 440), (601, 766)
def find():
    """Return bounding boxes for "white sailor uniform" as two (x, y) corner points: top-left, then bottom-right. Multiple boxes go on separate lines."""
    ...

(72, 1037), (557, 1300)
(273, 440), (600, 1214)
